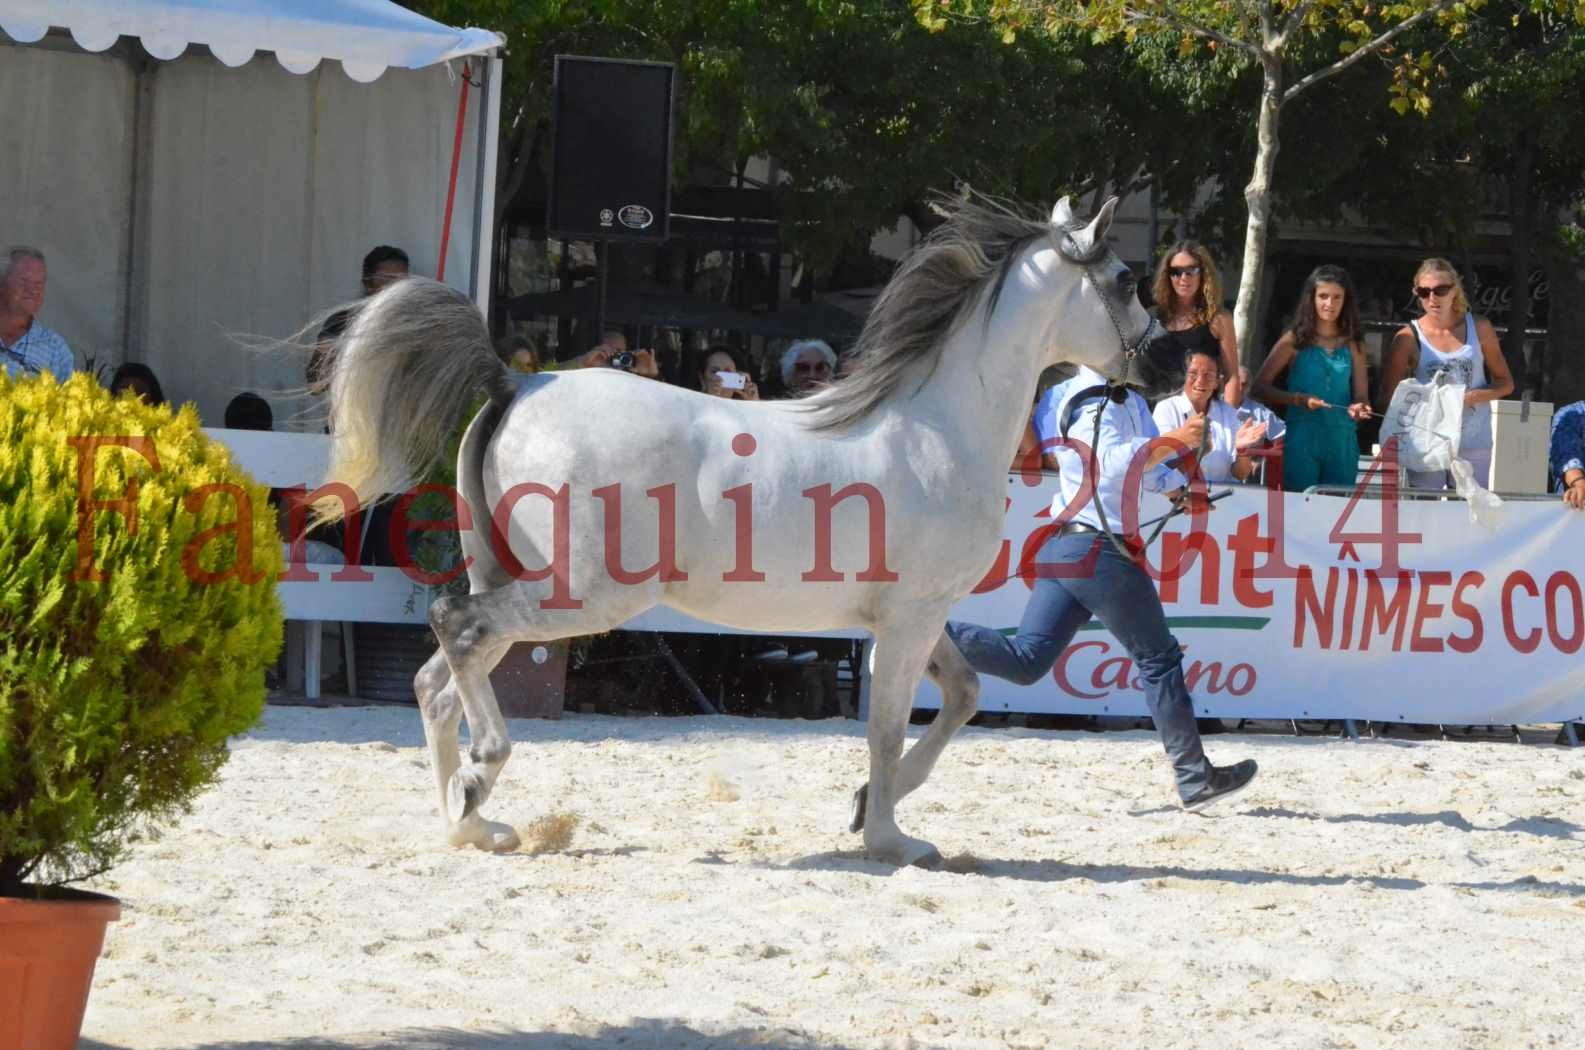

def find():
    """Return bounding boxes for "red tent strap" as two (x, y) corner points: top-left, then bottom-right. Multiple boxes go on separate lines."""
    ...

(436, 61), (472, 283)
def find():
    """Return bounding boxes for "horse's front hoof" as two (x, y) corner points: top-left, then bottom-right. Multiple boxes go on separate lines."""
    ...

(848, 783), (868, 834)
(864, 831), (941, 870)
(475, 820), (521, 853)
(447, 815), (520, 852)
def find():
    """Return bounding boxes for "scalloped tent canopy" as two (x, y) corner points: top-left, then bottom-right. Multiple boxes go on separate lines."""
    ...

(0, 0), (501, 82)
(1, 0), (504, 426)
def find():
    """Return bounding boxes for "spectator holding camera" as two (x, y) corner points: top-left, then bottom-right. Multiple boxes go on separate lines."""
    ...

(577, 328), (659, 378)
(696, 345), (759, 401)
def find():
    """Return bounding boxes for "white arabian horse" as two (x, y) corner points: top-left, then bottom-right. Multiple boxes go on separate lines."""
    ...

(315, 195), (1167, 867)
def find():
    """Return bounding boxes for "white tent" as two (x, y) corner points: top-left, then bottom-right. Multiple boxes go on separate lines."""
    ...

(1, 0), (503, 425)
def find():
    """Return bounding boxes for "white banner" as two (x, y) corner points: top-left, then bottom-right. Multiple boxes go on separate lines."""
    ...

(917, 474), (1585, 725)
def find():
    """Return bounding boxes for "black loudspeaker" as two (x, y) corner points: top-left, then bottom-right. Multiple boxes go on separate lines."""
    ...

(547, 55), (675, 241)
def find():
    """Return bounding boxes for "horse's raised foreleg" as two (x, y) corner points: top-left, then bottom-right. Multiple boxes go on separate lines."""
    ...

(860, 622), (946, 867)
(426, 587), (527, 852)
(850, 628), (978, 835)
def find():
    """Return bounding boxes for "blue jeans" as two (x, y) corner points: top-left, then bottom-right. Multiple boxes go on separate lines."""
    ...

(946, 530), (1212, 800)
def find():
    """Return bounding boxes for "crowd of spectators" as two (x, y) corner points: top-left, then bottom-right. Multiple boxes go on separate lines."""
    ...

(10, 233), (1582, 512)
(499, 320), (843, 402)
(1019, 246), (1582, 504)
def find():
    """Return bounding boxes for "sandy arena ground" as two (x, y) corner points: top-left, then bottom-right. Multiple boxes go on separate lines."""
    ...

(79, 704), (1584, 1050)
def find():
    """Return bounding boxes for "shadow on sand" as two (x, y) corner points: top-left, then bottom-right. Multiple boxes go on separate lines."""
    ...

(1242, 805), (1582, 839)
(84, 1020), (854, 1050)
(780, 849), (1431, 891)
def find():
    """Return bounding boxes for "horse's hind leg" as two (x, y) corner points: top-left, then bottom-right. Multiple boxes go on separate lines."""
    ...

(412, 649), (503, 848)
(425, 586), (534, 851)
(851, 628), (978, 834)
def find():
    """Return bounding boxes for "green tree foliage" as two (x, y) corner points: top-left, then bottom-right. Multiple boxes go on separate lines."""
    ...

(0, 375), (283, 895)
(921, 0), (1585, 362)
(410, 0), (1230, 271)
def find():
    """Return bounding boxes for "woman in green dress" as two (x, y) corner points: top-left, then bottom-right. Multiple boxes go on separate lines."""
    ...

(1252, 265), (1372, 491)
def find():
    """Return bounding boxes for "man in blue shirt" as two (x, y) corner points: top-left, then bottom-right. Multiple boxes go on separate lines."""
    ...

(948, 366), (1259, 811)
(1549, 400), (1585, 511)
(0, 247), (74, 381)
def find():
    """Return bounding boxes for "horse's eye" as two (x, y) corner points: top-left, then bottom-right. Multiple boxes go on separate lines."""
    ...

(1117, 269), (1137, 296)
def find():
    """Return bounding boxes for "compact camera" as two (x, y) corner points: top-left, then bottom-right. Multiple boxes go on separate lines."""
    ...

(609, 350), (637, 371)
(717, 370), (747, 390)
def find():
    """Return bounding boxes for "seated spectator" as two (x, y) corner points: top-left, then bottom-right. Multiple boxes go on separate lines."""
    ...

(1026, 373), (1079, 472)
(1152, 347), (1266, 483)
(224, 391), (274, 431)
(1011, 414), (1040, 473)
(1549, 399), (1585, 511)
(780, 338), (836, 397)
(309, 245), (411, 392)
(495, 334), (540, 374)
(224, 391), (345, 565)
(108, 362), (166, 406)
(0, 246), (73, 381)
(1228, 365), (1285, 444)
(695, 345), (759, 401)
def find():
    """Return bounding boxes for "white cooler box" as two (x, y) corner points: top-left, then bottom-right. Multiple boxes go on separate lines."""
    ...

(1488, 399), (1553, 494)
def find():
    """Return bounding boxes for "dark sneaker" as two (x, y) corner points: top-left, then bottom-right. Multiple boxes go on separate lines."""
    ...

(1183, 759), (1257, 812)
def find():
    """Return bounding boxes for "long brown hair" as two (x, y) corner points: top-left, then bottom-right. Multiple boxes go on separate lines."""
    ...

(1151, 240), (1223, 328)
(1290, 264), (1362, 347)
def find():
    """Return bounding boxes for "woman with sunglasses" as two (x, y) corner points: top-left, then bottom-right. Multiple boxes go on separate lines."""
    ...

(1377, 258), (1513, 489)
(1251, 265), (1372, 491)
(1149, 241), (1241, 403)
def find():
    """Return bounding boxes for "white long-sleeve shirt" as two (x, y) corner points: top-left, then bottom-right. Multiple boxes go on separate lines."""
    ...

(1049, 367), (1185, 530)
(1152, 393), (1244, 483)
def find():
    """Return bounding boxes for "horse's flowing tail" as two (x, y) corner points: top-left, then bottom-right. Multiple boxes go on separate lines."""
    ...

(315, 277), (512, 523)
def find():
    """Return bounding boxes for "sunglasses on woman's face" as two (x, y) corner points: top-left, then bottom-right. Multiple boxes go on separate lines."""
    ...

(1168, 265), (1203, 279)
(1414, 283), (1454, 300)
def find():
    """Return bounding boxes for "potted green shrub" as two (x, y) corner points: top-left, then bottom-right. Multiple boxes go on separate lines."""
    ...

(0, 373), (283, 1048)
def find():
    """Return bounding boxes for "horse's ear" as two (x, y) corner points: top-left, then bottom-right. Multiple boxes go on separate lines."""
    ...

(1050, 197), (1075, 228)
(1073, 197), (1120, 253)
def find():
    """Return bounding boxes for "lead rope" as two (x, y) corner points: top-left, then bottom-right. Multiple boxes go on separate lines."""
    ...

(1067, 240), (1195, 561)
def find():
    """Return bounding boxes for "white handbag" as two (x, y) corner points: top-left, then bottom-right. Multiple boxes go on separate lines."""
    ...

(1379, 371), (1464, 473)
(1380, 370), (1502, 524)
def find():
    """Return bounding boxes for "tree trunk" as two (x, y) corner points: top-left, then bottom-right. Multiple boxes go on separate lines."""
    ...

(1232, 53), (1284, 369)
(1502, 130), (1537, 391)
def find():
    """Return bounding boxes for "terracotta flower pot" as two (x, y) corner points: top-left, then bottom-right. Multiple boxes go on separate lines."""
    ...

(0, 888), (121, 1050)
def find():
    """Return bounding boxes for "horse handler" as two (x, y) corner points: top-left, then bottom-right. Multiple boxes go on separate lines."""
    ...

(946, 365), (1259, 811)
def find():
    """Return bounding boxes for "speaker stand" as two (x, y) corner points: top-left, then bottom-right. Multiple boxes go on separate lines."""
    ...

(597, 238), (609, 337)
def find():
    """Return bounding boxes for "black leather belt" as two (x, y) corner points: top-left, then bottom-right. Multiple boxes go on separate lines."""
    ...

(1058, 521), (1101, 537)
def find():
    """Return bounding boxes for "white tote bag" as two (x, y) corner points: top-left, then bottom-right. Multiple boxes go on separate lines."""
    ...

(1379, 371), (1503, 524)
(1379, 372), (1464, 472)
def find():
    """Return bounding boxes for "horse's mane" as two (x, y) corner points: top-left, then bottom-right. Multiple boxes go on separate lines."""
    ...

(804, 193), (1086, 433)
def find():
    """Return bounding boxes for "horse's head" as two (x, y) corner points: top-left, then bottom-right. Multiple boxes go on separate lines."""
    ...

(1044, 197), (1175, 396)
